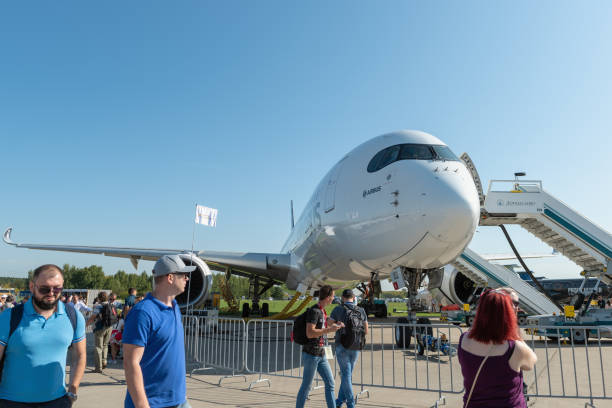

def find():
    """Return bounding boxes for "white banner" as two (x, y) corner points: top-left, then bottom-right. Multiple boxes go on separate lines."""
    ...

(195, 205), (218, 227)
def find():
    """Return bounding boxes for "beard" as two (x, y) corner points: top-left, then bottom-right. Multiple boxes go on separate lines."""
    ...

(33, 294), (60, 310)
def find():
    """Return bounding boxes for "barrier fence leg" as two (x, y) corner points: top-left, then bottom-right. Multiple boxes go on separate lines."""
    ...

(218, 369), (247, 386)
(248, 372), (271, 390)
(311, 375), (324, 391)
(354, 347), (369, 404)
(433, 394), (446, 407)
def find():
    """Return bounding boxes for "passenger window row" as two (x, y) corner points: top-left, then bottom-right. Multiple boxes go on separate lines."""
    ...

(367, 143), (459, 173)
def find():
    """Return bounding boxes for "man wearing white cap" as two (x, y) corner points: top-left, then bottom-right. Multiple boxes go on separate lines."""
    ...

(123, 255), (194, 408)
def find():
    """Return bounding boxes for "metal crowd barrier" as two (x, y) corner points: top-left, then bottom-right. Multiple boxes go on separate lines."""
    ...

(183, 315), (247, 384)
(522, 325), (612, 408)
(183, 316), (612, 407)
(243, 319), (464, 406)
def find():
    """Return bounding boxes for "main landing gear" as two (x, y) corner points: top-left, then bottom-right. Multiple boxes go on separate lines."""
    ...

(356, 272), (388, 318)
(241, 276), (275, 318)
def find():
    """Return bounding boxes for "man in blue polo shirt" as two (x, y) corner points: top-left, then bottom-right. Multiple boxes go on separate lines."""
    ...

(0, 264), (86, 407)
(123, 255), (193, 408)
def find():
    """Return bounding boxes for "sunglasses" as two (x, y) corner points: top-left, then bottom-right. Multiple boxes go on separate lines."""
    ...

(482, 289), (519, 307)
(35, 285), (63, 295)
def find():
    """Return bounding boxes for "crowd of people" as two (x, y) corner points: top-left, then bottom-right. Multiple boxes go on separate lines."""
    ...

(0, 259), (608, 407)
(0, 255), (192, 408)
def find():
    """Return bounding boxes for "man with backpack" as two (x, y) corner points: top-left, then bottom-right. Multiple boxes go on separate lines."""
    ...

(87, 291), (118, 373)
(329, 289), (368, 408)
(295, 285), (344, 408)
(0, 264), (86, 407)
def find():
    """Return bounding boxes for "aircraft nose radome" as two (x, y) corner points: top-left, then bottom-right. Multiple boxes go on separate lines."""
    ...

(427, 178), (480, 245)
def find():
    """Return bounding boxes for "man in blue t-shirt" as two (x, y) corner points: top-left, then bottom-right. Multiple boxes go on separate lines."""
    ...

(329, 289), (368, 408)
(0, 264), (86, 407)
(123, 255), (194, 408)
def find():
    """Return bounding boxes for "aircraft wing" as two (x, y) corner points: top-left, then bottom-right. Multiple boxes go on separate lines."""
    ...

(3, 227), (291, 283)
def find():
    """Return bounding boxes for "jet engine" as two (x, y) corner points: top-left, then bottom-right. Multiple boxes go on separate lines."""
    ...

(173, 254), (213, 310)
(428, 265), (480, 306)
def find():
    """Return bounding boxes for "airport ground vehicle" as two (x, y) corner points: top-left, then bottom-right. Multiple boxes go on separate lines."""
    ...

(527, 288), (612, 343)
(441, 307), (529, 327)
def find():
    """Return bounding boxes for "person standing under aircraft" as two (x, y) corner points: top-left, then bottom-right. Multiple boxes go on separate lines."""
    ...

(0, 264), (86, 407)
(296, 285), (344, 408)
(329, 289), (368, 408)
(458, 288), (537, 408)
(123, 255), (194, 408)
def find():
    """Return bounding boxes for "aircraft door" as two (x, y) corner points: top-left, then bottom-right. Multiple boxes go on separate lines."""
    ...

(323, 158), (346, 213)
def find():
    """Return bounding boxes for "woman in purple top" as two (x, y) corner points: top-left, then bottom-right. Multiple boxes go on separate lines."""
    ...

(458, 288), (537, 408)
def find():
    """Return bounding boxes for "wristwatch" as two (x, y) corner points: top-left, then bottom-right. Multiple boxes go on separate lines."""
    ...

(66, 392), (78, 401)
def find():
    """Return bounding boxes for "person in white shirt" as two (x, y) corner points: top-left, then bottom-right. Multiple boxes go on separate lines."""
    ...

(72, 294), (92, 315)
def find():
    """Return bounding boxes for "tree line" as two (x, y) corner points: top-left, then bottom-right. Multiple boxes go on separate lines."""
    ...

(0, 265), (289, 301)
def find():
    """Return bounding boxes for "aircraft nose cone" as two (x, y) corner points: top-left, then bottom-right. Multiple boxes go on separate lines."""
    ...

(426, 175), (480, 245)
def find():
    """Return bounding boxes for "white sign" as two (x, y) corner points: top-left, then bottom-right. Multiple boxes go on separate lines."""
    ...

(195, 205), (218, 227)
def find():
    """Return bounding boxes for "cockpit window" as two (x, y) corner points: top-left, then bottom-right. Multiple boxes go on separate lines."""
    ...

(431, 145), (459, 161)
(367, 143), (460, 172)
(377, 145), (400, 170)
(399, 144), (434, 160)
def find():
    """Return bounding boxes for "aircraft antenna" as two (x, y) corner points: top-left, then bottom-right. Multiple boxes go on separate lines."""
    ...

(290, 200), (295, 229)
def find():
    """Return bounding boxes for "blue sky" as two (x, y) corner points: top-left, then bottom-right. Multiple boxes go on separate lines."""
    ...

(1, 2), (610, 280)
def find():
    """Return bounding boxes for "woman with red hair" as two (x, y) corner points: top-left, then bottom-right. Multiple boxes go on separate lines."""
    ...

(458, 289), (537, 407)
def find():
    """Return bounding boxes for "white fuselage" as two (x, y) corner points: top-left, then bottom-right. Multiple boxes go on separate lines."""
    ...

(282, 130), (480, 290)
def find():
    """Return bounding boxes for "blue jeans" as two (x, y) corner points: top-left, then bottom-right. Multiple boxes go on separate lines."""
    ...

(296, 352), (336, 408)
(335, 345), (359, 408)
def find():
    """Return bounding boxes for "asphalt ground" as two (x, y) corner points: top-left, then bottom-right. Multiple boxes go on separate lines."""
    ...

(72, 328), (611, 407)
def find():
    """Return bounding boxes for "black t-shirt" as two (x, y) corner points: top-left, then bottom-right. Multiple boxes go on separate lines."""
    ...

(303, 305), (326, 356)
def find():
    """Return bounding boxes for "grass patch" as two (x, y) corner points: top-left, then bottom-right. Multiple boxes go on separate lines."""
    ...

(216, 299), (440, 319)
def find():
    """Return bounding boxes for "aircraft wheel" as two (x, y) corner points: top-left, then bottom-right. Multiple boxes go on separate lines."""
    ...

(467, 316), (475, 327)
(518, 316), (527, 326)
(375, 303), (388, 318)
(570, 328), (588, 344)
(261, 302), (269, 317)
(242, 303), (250, 318)
(416, 317), (433, 337)
(417, 341), (425, 356)
(395, 317), (412, 348)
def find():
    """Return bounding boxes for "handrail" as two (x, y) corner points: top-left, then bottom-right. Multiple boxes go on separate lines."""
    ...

(487, 179), (543, 195)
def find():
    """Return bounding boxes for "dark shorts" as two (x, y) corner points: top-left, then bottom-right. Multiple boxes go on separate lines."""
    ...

(0, 395), (72, 408)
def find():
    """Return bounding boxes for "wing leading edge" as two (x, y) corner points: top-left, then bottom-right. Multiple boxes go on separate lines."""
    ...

(3, 227), (291, 283)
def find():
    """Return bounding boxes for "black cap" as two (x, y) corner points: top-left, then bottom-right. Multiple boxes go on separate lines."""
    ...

(342, 289), (354, 298)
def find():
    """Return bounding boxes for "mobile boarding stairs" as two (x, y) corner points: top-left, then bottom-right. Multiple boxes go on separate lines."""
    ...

(452, 179), (611, 317)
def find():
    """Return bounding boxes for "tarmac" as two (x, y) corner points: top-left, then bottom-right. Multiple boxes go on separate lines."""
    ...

(75, 330), (607, 407)
(76, 365), (603, 407)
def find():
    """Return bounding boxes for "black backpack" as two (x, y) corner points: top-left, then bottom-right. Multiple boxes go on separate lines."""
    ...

(0, 303), (78, 381)
(100, 303), (118, 328)
(339, 304), (366, 350)
(291, 307), (314, 346)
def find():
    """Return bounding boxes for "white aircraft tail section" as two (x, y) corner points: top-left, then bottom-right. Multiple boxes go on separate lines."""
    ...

(482, 180), (612, 285)
(453, 248), (560, 315)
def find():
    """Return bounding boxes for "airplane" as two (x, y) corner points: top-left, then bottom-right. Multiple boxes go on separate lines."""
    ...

(3, 130), (481, 317)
